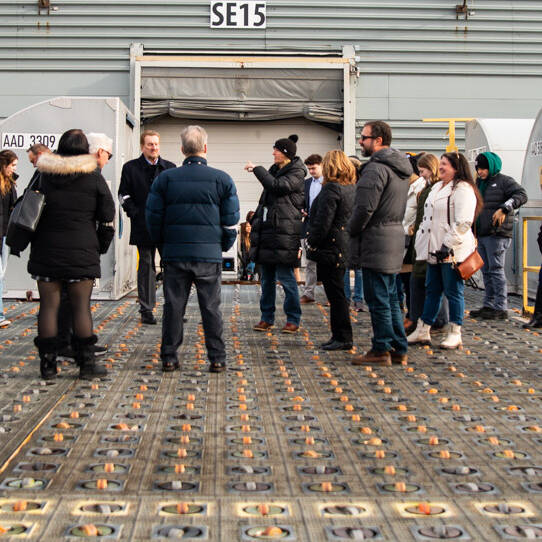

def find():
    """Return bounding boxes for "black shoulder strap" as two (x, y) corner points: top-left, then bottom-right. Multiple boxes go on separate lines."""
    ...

(28, 172), (42, 192)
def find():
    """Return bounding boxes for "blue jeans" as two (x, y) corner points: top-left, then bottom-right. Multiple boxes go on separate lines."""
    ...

(422, 263), (464, 325)
(344, 269), (363, 302)
(478, 236), (511, 311)
(410, 272), (449, 327)
(260, 264), (301, 325)
(362, 268), (407, 354)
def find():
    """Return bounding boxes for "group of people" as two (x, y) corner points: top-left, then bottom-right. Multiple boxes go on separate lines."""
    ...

(243, 121), (528, 367)
(0, 118), (531, 378)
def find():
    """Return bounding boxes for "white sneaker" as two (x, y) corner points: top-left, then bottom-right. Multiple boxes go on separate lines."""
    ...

(0, 319), (11, 328)
(407, 319), (431, 345)
(440, 323), (462, 349)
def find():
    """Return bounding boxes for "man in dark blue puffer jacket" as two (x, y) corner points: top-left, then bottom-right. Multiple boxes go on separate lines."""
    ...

(146, 125), (240, 373)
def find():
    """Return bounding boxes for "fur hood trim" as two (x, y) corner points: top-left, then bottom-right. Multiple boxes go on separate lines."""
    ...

(37, 153), (97, 175)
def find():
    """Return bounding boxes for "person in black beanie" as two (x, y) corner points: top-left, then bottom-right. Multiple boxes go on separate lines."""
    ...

(245, 134), (306, 333)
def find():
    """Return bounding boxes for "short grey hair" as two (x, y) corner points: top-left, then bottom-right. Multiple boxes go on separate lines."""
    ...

(87, 133), (113, 155)
(181, 125), (208, 156)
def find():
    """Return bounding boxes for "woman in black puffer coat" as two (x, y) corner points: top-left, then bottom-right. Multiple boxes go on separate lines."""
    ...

(30, 129), (115, 380)
(307, 150), (356, 350)
(245, 134), (306, 333)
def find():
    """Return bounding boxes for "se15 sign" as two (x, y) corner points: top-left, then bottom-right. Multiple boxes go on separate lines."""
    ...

(210, 1), (266, 28)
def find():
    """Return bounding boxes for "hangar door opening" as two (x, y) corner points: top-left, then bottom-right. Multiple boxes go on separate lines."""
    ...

(133, 51), (357, 274)
(145, 116), (342, 221)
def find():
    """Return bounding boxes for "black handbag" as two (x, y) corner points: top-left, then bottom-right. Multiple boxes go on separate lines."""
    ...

(6, 174), (46, 255)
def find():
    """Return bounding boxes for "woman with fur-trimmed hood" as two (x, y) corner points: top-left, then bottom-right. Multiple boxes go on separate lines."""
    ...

(31, 129), (115, 380)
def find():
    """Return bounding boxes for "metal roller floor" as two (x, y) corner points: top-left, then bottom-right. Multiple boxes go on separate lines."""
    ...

(0, 285), (540, 541)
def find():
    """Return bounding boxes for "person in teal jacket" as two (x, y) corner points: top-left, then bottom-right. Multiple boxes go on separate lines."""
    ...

(470, 152), (527, 320)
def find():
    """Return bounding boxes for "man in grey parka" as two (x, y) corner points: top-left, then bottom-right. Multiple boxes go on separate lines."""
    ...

(348, 121), (412, 366)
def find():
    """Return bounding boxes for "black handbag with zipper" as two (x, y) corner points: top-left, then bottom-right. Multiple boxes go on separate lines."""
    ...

(6, 174), (46, 256)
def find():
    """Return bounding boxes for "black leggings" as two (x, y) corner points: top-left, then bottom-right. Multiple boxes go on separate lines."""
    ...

(37, 280), (94, 339)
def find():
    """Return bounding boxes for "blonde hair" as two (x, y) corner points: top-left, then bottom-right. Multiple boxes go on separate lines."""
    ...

(417, 153), (440, 184)
(322, 150), (356, 186)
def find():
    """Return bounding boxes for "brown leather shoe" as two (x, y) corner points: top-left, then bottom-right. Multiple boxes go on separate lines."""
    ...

(352, 350), (391, 366)
(253, 321), (273, 331)
(300, 295), (315, 304)
(390, 352), (408, 365)
(281, 323), (299, 334)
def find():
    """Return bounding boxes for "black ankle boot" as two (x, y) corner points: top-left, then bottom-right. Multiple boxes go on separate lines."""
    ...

(73, 335), (107, 379)
(34, 336), (58, 380)
(523, 313), (542, 329)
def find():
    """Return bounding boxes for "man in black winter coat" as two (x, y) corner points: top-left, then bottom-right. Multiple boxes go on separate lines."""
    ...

(470, 152), (527, 320)
(348, 121), (412, 367)
(119, 130), (176, 324)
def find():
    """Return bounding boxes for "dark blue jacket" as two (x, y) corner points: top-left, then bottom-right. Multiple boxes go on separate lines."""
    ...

(145, 156), (240, 263)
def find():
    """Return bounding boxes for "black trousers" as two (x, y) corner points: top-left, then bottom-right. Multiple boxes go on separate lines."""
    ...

(318, 263), (353, 343)
(137, 245), (157, 314)
(161, 261), (226, 364)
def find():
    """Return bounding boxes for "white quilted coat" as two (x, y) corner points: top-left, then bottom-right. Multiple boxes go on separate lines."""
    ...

(414, 180), (477, 264)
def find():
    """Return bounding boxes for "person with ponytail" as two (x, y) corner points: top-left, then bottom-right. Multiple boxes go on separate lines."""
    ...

(0, 150), (18, 328)
(245, 134), (306, 333)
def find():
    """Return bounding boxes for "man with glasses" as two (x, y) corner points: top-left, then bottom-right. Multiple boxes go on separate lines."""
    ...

(348, 121), (412, 366)
(88, 133), (113, 169)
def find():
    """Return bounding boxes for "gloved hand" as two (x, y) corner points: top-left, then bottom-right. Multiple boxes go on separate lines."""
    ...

(434, 244), (453, 263)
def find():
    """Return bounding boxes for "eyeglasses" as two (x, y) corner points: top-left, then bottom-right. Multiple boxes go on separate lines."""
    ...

(106, 152), (113, 160)
(360, 135), (376, 141)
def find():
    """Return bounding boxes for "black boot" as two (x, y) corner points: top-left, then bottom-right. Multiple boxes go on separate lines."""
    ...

(523, 313), (542, 329)
(34, 336), (58, 380)
(73, 335), (107, 379)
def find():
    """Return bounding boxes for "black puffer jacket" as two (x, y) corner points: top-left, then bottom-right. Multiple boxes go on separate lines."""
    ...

(119, 154), (176, 246)
(29, 153), (115, 279)
(307, 182), (355, 268)
(348, 148), (412, 274)
(476, 173), (527, 238)
(249, 157), (306, 266)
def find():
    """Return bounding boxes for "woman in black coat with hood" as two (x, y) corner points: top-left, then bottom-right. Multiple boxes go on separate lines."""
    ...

(31, 129), (115, 380)
(245, 134), (306, 333)
(307, 150), (356, 350)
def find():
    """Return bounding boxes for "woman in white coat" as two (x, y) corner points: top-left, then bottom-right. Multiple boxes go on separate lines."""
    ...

(408, 152), (483, 349)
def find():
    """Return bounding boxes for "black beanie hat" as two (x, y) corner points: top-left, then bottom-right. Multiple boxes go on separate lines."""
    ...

(273, 134), (298, 160)
(474, 153), (489, 170)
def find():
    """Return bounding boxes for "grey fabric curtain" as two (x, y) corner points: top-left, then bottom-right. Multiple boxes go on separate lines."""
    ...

(140, 67), (343, 124)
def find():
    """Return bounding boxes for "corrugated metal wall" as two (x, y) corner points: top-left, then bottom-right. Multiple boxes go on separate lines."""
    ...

(2, 1), (542, 153)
